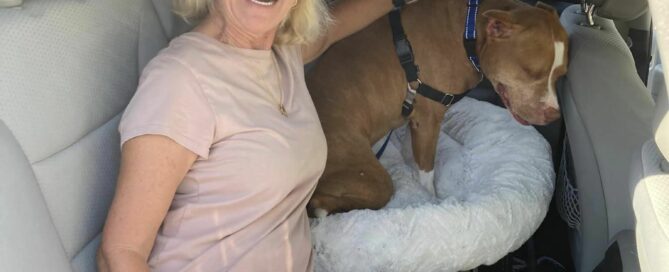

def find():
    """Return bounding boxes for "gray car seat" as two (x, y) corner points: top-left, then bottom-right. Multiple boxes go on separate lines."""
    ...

(0, 0), (175, 270)
(557, 0), (655, 271)
(631, 0), (669, 269)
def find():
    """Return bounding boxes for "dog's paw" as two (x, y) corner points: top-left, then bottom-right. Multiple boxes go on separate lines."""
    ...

(313, 208), (329, 218)
(418, 170), (437, 197)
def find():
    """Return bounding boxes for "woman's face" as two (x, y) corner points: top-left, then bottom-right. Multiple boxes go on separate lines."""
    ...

(217, 0), (296, 36)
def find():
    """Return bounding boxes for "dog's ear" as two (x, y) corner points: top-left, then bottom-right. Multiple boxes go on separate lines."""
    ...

(483, 10), (517, 39)
(535, 2), (558, 16)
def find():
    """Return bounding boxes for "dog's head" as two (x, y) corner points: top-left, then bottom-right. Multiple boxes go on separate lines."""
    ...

(480, 2), (569, 125)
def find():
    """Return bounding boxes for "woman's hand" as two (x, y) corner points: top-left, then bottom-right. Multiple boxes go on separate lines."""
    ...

(302, 0), (419, 63)
(97, 135), (198, 272)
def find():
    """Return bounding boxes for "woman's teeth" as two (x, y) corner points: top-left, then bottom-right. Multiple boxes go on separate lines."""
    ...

(250, 0), (276, 6)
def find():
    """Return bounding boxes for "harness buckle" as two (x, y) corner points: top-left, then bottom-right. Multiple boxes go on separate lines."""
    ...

(394, 38), (414, 65)
(401, 80), (420, 117)
(463, 38), (480, 71)
(405, 81), (418, 102)
(441, 93), (456, 106)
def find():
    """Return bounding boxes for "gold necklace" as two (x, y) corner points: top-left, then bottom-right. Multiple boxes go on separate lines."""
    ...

(248, 48), (288, 117)
(270, 51), (288, 117)
(208, 15), (288, 116)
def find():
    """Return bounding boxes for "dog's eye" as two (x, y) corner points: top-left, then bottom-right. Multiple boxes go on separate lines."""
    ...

(519, 65), (544, 81)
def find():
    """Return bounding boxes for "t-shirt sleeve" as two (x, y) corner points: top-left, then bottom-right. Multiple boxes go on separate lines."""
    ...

(119, 56), (216, 159)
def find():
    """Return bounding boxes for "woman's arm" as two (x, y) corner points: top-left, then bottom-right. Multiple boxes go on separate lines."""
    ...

(302, 0), (416, 63)
(97, 135), (198, 272)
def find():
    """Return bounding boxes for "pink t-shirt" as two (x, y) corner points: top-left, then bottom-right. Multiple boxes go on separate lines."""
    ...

(119, 32), (327, 272)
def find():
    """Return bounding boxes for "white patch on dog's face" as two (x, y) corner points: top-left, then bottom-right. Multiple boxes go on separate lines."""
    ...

(541, 41), (565, 109)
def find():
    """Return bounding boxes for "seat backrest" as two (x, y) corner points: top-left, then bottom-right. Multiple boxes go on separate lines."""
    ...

(0, 0), (168, 270)
(589, 0), (648, 22)
(151, 0), (192, 40)
(631, 0), (669, 269)
(557, 2), (655, 271)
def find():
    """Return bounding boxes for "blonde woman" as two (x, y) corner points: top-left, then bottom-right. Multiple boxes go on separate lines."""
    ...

(97, 0), (416, 271)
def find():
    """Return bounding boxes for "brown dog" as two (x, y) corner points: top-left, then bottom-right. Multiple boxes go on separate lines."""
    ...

(306, 0), (568, 217)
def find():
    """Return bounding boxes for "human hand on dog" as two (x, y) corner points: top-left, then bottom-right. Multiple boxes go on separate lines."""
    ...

(303, 0), (421, 63)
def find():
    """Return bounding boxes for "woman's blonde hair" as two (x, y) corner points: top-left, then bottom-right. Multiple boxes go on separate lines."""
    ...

(172, 0), (332, 45)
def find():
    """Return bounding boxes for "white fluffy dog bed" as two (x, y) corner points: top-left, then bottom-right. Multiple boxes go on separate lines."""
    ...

(310, 98), (555, 272)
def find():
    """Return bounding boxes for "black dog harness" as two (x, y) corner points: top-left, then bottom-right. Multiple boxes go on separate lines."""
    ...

(376, 0), (482, 159)
(390, 0), (482, 118)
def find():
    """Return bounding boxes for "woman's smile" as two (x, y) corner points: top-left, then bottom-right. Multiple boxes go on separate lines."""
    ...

(249, 0), (278, 7)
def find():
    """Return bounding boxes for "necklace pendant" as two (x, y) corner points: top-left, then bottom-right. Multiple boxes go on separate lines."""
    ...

(279, 104), (288, 117)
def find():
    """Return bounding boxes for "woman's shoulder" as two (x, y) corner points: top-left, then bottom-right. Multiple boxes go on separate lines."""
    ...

(143, 33), (213, 73)
(134, 34), (221, 100)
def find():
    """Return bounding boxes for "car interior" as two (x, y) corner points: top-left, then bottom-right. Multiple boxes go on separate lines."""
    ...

(0, 0), (667, 271)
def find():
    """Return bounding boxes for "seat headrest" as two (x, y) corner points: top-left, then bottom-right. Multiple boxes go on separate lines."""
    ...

(0, 0), (22, 8)
(590, 0), (648, 21)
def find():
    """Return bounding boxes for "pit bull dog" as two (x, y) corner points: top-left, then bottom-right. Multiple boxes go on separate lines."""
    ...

(306, 0), (568, 217)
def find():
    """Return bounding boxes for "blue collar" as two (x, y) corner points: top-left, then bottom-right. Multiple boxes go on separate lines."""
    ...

(464, 0), (481, 72)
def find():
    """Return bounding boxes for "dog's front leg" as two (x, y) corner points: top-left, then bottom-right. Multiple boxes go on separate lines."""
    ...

(398, 127), (438, 198)
(418, 170), (436, 197)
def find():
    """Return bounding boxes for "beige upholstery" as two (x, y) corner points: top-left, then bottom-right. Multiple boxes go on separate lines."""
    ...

(632, 0), (669, 268)
(632, 141), (669, 272)
(0, 0), (169, 270)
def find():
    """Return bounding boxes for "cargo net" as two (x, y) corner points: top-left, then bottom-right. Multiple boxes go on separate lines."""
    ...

(556, 137), (581, 230)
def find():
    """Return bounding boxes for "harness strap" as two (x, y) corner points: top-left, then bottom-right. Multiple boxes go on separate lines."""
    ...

(464, 0), (481, 71)
(417, 83), (468, 106)
(375, 130), (394, 159)
(389, 8), (419, 83)
(393, 0), (408, 8)
(390, 0), (476, 118)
